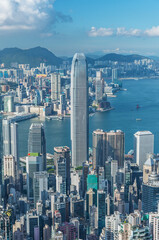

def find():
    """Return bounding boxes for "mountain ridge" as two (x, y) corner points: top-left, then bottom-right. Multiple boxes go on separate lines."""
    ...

(0, 47), (151, 67)
(0, 46), (62, 67)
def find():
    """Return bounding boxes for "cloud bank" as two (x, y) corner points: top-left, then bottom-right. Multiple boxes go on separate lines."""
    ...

(88, 26), (159, 37)
(0, 0), (72, 31)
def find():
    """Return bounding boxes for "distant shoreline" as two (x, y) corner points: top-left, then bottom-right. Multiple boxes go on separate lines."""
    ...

(119, 76), (159, 80)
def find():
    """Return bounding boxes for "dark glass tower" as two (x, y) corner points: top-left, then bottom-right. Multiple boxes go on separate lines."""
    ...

(28, 123), (46, 170)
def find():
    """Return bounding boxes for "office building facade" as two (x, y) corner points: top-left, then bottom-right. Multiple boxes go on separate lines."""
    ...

(134, 131), (154, 170)
(26, 154), (43, 200)
(92, 129), (106, 170)
(28, 123), (46, 170)
(33, 171), (48, 207)
(71, 53), (88, 167)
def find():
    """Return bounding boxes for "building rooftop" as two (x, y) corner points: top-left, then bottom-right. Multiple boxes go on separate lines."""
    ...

(54, 146), (70, 152)
(144, 157), (154, 166)
(93, 129), (105, 134)
(134, 131), (153, 136)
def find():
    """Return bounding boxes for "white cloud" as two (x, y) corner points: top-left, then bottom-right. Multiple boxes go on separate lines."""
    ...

(103, 48), (120, 53)
(88, 26), (159, 38)
(117, 27), (141, 36)
(0, 0), (72, 32)
(144, 26), (159, 36)
(88, 27), (114, 37)
(103, 48), (138, 54)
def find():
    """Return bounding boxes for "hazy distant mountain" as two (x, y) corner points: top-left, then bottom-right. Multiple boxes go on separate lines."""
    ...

(148, 56), (159, 61)
(0, 46), (62, 67)
(0, 47), (152, 68)
(84, 53), (149, 64)
(86, 51), (105, 59)
(97, 53), (148, 62)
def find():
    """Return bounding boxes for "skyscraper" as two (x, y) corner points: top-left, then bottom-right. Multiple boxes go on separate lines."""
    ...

(51, 73), (61, 101)
(56, 157), (67, 194)
(142, 161), (159, 213)
(10, 122), (18, 170)
(134, 131), (154, 170)
(97, 190), (106, 235)
(71, 53), (88, 167)
(33, 171), (48, 207)
(3, 95), (14, 113)
(2, 119), (19, 181)
(87, 174), (98, 205)
(0, 94), (3, 111)
(54, 146), (71, 194)
(112, 68), (118, 83)
(26, 153), (43, 200)
(95, 71), (103, 101)
(28, 123), (46, 170)
(2, 119), (11, 156)
(3, 155), (16, 182)
(106, 130), (125, 168)
(92, 129), (106, 170)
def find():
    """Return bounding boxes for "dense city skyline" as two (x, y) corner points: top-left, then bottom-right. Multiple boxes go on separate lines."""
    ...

(1, 50), (159, 238)
(1, 0), (159, 239)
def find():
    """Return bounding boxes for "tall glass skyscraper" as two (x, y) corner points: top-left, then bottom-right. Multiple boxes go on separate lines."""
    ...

(28, 123), (46, 170)
(71, 53), (88, 167)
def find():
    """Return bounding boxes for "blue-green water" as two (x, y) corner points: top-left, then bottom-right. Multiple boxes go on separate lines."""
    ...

(1, 78), (159, 157)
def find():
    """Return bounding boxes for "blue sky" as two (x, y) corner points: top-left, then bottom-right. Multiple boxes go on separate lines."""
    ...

(0, 0), (159, 56)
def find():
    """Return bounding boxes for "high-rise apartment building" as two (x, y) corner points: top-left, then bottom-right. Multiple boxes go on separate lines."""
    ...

(59, 94), (66, 115)
(71, 53), (88, 167)
(153, 216), (159, 240)
(3, 119), (11, 156)
(2, 119), (19, 181)
(28, 123), (46, 170)
(95, 71), (103, 101)
(3, 155), (16, 182)
(112, 69), (118, 83)
(10, 122), (19, 170)
(105, 212), (121, 240)
(134, 131), (154, 170)
(4, 95), (14, 113)
(51, 73), (61, 100)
